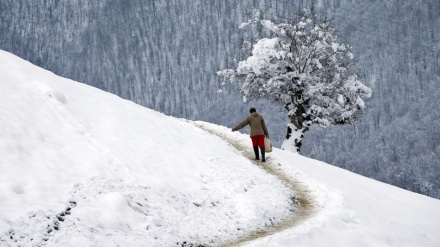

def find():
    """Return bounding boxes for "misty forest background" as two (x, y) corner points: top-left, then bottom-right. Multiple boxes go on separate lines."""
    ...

(1, 0), (439, 199)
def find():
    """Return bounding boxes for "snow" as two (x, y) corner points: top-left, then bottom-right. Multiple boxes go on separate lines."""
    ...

(280, 124), (303, 153)
(237, 38), (283, 77)
(246, 150), (440, 247)
(0, 50), (294, 246)
(1, 50), (440, 246)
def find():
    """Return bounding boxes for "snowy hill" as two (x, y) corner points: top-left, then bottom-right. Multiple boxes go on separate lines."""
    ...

(1, 50), (440, 246)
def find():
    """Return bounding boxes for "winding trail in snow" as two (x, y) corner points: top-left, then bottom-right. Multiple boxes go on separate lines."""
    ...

(194, 123), (319, 247)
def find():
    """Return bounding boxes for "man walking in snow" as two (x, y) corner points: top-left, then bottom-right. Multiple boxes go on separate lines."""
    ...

(232, 108), (269, 162)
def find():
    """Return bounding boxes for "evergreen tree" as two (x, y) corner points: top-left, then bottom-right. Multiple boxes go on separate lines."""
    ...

(218, 10), (372, 153)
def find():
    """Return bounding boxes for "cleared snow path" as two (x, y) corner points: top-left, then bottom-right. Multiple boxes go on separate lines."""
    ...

(194, 122), (319, 246)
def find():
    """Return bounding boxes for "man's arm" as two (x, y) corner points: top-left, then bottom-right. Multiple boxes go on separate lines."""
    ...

(232, 117), (250, 132)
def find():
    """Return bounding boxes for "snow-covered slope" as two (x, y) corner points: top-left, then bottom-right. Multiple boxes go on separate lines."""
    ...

(1, 50), (440, 246)
(0, 50), (294, 246)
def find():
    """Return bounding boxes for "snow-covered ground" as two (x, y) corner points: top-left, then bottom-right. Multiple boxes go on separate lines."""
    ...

(1, 50), (439, 246)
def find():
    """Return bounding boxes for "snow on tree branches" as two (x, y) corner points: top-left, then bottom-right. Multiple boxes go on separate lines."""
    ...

(218, 10), (372, 153)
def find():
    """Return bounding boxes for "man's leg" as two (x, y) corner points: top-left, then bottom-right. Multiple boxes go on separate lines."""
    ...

(257, 135), (266, 162)
(251, 136), (259, 160)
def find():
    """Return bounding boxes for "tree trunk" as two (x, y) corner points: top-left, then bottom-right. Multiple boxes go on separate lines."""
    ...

(281, 116), (309, 153)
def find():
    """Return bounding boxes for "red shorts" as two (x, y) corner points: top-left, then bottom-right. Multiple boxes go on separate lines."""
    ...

(251, 135), (265, 148)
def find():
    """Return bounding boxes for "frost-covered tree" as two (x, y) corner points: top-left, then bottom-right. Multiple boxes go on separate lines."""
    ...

(218, 11), (372, 153)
